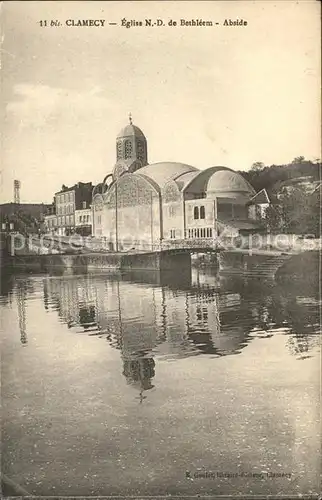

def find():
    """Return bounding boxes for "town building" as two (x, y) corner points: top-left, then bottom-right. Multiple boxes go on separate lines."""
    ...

(92, 117), (268, 249)
(44, 182), (93, 235)
(75, 207), (92, 236)
(43, 213), (57, 234)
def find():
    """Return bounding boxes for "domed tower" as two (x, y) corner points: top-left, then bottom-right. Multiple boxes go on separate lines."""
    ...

(113, 114), (148, 180)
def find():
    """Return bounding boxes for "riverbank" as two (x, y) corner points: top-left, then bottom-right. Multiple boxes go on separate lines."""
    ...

(2, 250), (192, 274)
(2, 249), (319, 284)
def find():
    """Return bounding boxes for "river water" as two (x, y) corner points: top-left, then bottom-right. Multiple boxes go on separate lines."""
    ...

(1, 268), (320, 496)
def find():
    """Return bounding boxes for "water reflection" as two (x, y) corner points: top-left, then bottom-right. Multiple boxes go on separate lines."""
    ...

(16, 281), (28, 346)
(0, 272), (14, 305)
(14, 278), (37, 346)
(123, 357), (155, 403)
(40, 267), (320, 399)
(1, 267), (320, 496)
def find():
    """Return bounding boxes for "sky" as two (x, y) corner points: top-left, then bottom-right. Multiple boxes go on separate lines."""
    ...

(1, 0), (320, 203)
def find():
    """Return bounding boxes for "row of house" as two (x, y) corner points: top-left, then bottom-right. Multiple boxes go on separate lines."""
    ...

(44, 182), (94, 236)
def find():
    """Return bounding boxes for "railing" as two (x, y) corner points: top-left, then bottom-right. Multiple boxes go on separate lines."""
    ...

(161, 238), (218, 251)
(9, 232), (321, 257)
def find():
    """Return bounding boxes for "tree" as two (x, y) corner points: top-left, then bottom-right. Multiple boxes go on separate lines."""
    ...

(251, 161), (265, 172)
(265, 204), (285, 232)
(292, 156), (305, 164)
(274, 188), (320, 236)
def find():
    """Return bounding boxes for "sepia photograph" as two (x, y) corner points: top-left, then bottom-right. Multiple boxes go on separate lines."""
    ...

(0, 1), (321, 498)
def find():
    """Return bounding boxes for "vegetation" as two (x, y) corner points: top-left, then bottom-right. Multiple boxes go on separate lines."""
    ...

(1, 210), (44, 235)
(239, 157), (320, 193)
(239, 157), (321, 236)
(264, 189), (320, 235)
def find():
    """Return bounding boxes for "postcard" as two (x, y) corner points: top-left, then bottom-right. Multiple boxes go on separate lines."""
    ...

(1, 1), (321, 498)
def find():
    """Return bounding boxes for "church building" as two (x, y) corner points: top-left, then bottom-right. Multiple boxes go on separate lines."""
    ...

(92, 117), (264, 250)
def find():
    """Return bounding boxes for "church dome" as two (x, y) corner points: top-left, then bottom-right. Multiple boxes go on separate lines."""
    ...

(138, 162), (198, 189)
(113, 115), (148, 179)
(206, 169), (255, 196)
(117, 124), (146, 139)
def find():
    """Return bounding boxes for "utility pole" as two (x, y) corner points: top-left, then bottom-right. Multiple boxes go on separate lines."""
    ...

(14, 179), (21, 204)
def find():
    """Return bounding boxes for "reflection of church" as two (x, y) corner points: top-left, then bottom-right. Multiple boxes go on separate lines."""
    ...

(42, 271), (321, 400)
(42, 271), (256, 400)
(122, 357), (155, 403)
(92, 116), (265, 248)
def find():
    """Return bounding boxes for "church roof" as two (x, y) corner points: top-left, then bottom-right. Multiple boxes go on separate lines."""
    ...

(248, 188), (270, 205)
(137, 162), (198, 188)
(218, 219), (262, 231)
(175, 171), (200, 191)
(207, 169), (255, 194)
(183, 166), (231, 194)
(117, 124), (146, 139)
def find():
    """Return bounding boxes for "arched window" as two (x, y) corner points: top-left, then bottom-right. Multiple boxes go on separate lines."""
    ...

(194, 206), (199, 219)
(200, 206), (205, 219)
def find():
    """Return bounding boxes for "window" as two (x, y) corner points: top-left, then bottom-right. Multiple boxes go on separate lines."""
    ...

(217, 202), (233, 218)
(82, 201), (87, 209)
(124, 140), (132, 159)
(137, 140), (145, 162)
(194, 206), (199, 219)
(200, 206), (205, 219)
(87, 215), (90, 223)
(79, 216), (82, 223)
(117, 140), (123, 159)
(170, 229), (176, 239)
(97, 215), (101, 224)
